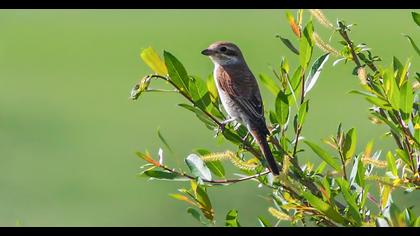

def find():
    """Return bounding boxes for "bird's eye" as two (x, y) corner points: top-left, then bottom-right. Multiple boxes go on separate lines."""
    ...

(220, 46), (227, 52)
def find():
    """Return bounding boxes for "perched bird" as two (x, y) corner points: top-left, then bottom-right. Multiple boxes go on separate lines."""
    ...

(201, 41), (280, 175)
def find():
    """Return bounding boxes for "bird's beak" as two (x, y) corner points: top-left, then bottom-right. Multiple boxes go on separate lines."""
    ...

(201, 48), (216, 56)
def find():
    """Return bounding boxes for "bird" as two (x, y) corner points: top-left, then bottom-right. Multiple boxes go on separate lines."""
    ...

(201, 41), (280, 175)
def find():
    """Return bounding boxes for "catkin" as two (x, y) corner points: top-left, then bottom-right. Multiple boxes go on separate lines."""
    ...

(362, 157), (387, 168)
(200, 151), (258, 171)
(309, 9), (334, 29)
(268, 207), (292, 221)
(313, 32), (340, 57)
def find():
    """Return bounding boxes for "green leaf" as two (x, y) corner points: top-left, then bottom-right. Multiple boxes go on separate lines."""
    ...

(277, 35), (300, 55)
(190, 181), (214, 221)
(415, 216), (420, 227)
(299, 21), (314, 69)
(185, 154), (212, 181)
(383, 68), (400, 110)
(343, 128), (357, 160)
(225, 209), (241, 227)
(315, 161), (327, 174)
(398, 59), (411, 86)
(412, 12), (420, 27)
(206, 161), (225, 178)
(157, 128), (174, 154)
(222, 128), (243, 145)
(349, 90), (375, 97)
(302, 191), (346, 224)
(304, 140), (341, 171)
(399, 81), (414, 122)
(187, 207), (208, 225)
(365, 97), (391, 109)
(290, 66), (303, 93)
(189, 76), (211, 111)
(163, 51), (190, 93)
(403, 34), (420, 56)
(275, 91), (290, 125)
(389, 203), (405, 226)
(336, 179), (362, 225)
(386, 151), (398, 178)
(178, 103), (216, 129)
(393, 56), (403, 73)
(257, 216), (272, 227)
(207, 74), (219, 103)
(304, 53), (330, 96)
(297, 100), (309, 128)
(349, 155), (365, 188)
(139, 170), (187, 181)
(259, 73), (280, 96)
(395, 149), (412, 167)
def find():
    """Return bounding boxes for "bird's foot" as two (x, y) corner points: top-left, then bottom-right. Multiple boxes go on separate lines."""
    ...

(241, 131), (250, 142)
(214, 123), (226, 137)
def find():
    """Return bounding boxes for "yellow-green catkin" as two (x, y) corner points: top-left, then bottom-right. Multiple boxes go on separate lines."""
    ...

(200, 151), (258, 171)
(268, 207), (292, 221)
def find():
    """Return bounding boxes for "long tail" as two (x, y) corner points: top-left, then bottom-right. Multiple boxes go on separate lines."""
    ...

(249, 127), (280, 175)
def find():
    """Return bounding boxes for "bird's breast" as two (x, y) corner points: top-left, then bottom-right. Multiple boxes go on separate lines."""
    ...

(213, 65), (242, 121)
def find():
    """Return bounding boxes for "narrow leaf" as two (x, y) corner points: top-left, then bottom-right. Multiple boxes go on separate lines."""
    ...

(189, 76), (211, 111)
(164, 51), (190, 92)
(386, 151), (398, 177)
(304, 53), (330, 95)
(343, 128), (357, 160)
(157, 128), (174, 154)
(185, 154), (212, 181)
(257, 216), (272, 227)
(187, 207), (208, 225)
(297, 100), (309, 128)
(383, 68), (400, 110)
(302, 191), (346, 224)
(412, 12), (420, 27)
(299, 21), (314, 69)
(399, 81), (414, 122)
(140, 170), (187, 181)
(275, 90), (290, 125)
(304, 140), (341, 171)
(225, 209), (241, 227)
(140, 47), (168, 75)
(336, 179), (362, 225)
(206, 161), (225, 178)
(403, 34), (420, 56)
(277, 36), (300, 55)
(178, 103), (216, 129)
(259, 73), (280, 96)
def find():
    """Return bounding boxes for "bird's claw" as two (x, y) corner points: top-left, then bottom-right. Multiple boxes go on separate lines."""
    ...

(214, 123), (226, 137)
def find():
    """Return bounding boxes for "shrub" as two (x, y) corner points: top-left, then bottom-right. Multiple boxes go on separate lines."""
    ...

(130, 10), (420, 227)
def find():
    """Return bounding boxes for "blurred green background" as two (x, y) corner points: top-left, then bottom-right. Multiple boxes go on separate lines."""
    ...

(0, 9), (419, 226)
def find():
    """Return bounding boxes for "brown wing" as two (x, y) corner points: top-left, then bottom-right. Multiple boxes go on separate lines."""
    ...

(218, 66), (265, 124)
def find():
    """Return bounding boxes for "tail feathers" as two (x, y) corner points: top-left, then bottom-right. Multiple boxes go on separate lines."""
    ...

(250, 129), (280, 175)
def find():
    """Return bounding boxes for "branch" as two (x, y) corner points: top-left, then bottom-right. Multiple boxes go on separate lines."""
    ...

(160, 163), (269, 184)
(148, 74), (263, 160)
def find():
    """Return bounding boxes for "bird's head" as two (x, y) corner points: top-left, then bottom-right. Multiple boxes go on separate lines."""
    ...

(201, 41), (245, 65)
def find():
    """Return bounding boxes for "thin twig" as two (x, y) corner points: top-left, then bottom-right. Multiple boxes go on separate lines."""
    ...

(338, 147), (348, 181)
(160, 163), (270, 184)
(149, 74), (263, 159)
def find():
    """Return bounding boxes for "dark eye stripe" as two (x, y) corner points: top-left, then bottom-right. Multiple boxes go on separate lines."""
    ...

(225, 49), (237, 56)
